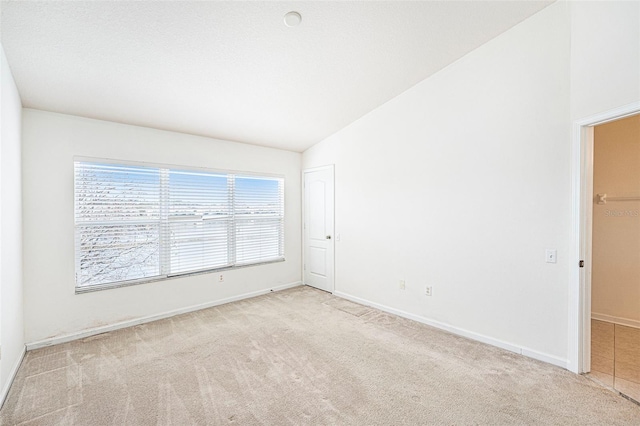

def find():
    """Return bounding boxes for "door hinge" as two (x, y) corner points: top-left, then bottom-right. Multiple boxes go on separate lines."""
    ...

(579, 260), (584, 268)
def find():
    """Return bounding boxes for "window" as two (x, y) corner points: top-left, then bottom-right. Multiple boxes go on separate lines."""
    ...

(74, 160), (284, 290)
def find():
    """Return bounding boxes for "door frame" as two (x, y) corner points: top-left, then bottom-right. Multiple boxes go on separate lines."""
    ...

(569, 101), (640, 374)
(302, 164), (335, 293)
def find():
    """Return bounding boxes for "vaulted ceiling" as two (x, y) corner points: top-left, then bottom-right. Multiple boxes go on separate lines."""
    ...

(1, 1), (552, 152)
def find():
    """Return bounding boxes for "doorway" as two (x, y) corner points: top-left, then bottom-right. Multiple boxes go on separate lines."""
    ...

(573, 102), (640, 378)
(303, 165), (335, 293)
(588, 113), (640, 402)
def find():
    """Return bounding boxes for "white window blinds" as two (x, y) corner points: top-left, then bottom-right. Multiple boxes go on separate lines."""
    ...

(75, 163), (163, 287)
(168, 170), (232, 275)
(74, 160), (284, 289)
(234, 176), (285, 265)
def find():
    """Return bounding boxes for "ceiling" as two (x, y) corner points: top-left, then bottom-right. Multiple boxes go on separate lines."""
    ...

(1, 1), (552, 152)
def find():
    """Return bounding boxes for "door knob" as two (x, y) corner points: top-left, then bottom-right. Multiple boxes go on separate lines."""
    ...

(326, 235), (331, 240)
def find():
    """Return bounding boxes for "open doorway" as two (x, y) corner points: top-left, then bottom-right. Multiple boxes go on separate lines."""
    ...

(588, 113), (640, 402)
(573, 103), (640, 379)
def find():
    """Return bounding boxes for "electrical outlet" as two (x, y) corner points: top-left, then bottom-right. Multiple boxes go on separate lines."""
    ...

(399, 280), (405, 290)
(545, 249), (557, 263)
(218, 274), (224, 282)
(425, 286), (432, 296)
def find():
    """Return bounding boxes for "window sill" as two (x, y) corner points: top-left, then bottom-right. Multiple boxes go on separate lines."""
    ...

(75, 258), (286, 294)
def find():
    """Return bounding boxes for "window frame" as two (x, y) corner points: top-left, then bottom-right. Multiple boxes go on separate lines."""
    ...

(74, 157), (285, 294)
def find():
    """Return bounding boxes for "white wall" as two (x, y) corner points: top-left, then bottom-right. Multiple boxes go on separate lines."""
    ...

(22, 110), (301, 344)
(0, 45), (25, 399)
(303, 2), (573, 365)
(570, 1), (640, 121)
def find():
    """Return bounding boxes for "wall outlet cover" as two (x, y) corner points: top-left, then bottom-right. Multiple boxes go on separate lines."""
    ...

(545, 249), (557, 263)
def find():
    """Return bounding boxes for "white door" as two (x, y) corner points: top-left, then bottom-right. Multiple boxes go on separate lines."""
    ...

(304, 166), (334, 293)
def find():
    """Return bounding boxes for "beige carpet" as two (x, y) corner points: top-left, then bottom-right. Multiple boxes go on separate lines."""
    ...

(1, 286), (639, 425)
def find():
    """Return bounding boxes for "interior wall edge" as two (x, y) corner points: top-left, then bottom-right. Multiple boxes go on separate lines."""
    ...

(335, 291), (568, 369)
(0, 42), (25, 403)
(26, 281), (302, 351)
(0, 345), (25, 410)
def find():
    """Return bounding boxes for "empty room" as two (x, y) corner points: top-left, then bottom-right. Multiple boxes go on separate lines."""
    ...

(1, 0), (640, 424)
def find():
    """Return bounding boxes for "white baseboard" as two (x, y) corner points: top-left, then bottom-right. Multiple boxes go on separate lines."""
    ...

(0, 345), (26, 410)
(334, 291), (568, 369)
(27, 281), (302, 351)
(592, 312), (640, 329)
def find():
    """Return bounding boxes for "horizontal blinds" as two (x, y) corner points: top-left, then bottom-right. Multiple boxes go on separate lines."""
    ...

(168, 170), (232, 274)
(75, 161), (285, 288)
(234, 176), (284, 264)
(74, 162), (162, 287)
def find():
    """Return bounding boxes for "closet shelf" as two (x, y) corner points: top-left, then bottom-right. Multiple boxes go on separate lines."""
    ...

(596, 193), (640, 205)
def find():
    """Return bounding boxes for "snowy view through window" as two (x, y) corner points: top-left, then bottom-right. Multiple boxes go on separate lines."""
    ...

(75, 162), (284, 288)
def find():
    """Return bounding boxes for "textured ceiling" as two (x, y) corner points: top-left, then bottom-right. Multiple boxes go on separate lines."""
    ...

(1, 1), (552, 152)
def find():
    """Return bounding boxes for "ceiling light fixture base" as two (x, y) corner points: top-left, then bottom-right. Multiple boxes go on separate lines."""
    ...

(284, 11), (302, 27)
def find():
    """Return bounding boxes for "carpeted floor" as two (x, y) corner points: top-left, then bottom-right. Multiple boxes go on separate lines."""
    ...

(1, 286), (640, 425)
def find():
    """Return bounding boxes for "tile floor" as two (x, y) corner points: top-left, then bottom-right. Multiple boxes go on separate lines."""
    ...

(591, 319), (640, 403)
